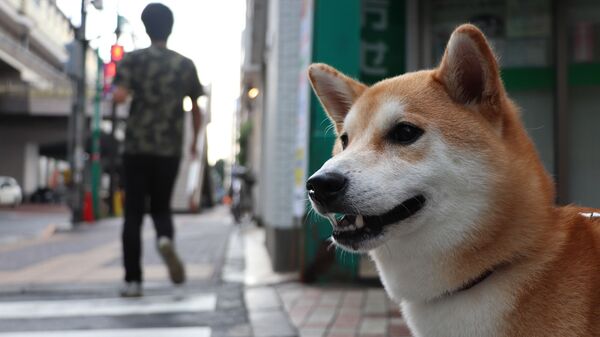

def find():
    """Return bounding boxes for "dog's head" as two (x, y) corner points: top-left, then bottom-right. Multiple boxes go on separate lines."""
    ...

(307, 24), (546, 253)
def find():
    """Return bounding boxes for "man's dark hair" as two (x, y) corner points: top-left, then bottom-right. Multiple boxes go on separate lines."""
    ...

(141, 3), (174, 41)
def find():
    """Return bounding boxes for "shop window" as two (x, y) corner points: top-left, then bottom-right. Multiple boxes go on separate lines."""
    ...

(427, 0), (555, 174)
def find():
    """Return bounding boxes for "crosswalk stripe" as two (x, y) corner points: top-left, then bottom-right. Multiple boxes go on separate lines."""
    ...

(0, 294), (216, 319)
(0, 327), (211, 337)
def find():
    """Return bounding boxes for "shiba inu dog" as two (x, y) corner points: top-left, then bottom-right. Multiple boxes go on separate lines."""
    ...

(306, 24), (600, 337)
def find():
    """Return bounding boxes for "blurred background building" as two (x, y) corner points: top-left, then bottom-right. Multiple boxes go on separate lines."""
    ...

(0, 0), (81, 195)
(1, 0), (599, 283)
(0, 0), (212, 220)
(239, 0), (600, 281)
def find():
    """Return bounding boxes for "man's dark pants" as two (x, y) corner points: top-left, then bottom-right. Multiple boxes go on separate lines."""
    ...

(122, 153), (180, 283)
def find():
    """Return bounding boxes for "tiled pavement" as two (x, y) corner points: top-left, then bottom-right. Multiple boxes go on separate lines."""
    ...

(241, 225), (414, 337)
(276, 284), (413, 337)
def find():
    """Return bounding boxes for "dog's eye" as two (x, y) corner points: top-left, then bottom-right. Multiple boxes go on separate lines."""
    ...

(340, 134), (349, 150)
(388, 123), (424, 145)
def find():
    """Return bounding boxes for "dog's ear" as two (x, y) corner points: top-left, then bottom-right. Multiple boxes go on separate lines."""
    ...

(308, 63), (366, 132)
(435, 24), (505, 115)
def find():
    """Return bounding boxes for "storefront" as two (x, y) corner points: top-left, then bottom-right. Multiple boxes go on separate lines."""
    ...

(302, 0), (600, 282)
(409, 0), (600, 206)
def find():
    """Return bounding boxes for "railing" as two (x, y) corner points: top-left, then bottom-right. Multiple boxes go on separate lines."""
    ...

(0, 27), (71, 89)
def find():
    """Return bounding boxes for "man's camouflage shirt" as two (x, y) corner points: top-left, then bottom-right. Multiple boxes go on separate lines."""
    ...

(114, 45), (203, 157)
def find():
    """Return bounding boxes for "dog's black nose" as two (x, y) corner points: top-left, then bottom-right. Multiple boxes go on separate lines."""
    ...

(306, 172), (348, 203)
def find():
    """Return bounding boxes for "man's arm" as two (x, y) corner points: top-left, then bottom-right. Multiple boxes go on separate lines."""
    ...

(113, 86), (129, 104)
(186, 59), (204, 158)
(190, 99), (202, 158)
(112, 54), (133, 105)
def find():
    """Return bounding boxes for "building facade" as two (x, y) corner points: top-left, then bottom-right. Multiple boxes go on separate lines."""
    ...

(0, 0), (82, 195)
(240, 0), (303, 271)
(241, 0), (600, 279)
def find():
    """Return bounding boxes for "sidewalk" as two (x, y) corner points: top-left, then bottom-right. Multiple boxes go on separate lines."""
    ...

(276, 284), (411, 337)
(241, 226), (413, 337)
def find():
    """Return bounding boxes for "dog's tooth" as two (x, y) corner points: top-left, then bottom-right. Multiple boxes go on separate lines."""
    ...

(356, 215), (364, 228)
(349, 224), (356, 230)
(326, 214), (338, 227)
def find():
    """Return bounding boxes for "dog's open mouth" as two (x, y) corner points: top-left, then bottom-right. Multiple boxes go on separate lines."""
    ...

(327, 195), (426, 249)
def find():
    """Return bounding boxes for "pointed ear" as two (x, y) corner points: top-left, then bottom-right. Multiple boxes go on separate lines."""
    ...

(435, 24), (504, 110)
(308, 63), (366, 131)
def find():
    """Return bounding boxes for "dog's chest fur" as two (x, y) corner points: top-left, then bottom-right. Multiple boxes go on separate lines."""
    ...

(400, 284), (512, 337)
(371, 249), (514, 337)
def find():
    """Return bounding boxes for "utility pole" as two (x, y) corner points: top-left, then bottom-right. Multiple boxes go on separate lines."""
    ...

(69, 0), (88, 224)
(108, 15), (123, 215)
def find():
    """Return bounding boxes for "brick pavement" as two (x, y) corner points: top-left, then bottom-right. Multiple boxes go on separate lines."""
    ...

(276, 283), (413, 337)
(240, 225), (414, 337)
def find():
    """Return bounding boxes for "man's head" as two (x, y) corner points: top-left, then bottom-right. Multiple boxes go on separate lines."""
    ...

(141, 3), (174, 42)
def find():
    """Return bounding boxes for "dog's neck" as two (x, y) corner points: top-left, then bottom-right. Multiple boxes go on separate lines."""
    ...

(444, 267), (495, 297)
(370, 191), (555, 304)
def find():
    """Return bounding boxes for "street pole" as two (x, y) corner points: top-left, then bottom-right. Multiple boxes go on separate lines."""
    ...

(108, 14), (122, 216)
(69, 0), (88, 224)
(108, 100), (117, 215)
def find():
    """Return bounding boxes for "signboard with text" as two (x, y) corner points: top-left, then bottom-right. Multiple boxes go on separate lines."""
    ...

(360, 0), (405, 84)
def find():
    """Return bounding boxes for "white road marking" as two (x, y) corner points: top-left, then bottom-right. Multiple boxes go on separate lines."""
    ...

(0, 294), (216, 319)
(0, 327), (211, 337)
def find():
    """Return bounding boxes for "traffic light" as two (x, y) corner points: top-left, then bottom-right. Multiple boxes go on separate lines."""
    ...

(104, 44), (125, 94)
(110, 44), (124, 62)
(104, 62), (116, 78)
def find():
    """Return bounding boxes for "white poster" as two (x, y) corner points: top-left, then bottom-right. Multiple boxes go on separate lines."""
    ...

(293, 0), (314, 217)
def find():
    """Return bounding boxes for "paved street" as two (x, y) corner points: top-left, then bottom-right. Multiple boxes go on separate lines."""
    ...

(0, 204), (69, 245)
(0, 207), (251, 337)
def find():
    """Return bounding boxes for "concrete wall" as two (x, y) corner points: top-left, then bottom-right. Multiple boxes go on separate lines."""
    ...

(257, 0), (302, 271)
(260, 0), (301, 230)
(0, 116), (68, 194)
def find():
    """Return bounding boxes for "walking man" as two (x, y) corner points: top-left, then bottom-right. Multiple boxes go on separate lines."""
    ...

(113, 3), (203, 297)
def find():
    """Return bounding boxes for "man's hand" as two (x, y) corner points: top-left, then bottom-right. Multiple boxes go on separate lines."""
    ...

(113, 86), (129, 104)
(190, 99), (202, 159)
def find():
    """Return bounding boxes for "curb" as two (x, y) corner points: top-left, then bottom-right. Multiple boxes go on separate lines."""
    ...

(224, 225), (299, 337)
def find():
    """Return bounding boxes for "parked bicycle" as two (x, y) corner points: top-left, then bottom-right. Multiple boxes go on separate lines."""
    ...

(230, 166), (255, 224)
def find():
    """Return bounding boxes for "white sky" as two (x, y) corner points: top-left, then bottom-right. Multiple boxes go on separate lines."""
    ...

(56, 0), (246, 165)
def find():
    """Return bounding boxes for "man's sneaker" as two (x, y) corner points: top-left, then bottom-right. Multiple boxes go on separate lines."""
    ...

(157, 237), (186, 284)
(119, 282), (142, 297)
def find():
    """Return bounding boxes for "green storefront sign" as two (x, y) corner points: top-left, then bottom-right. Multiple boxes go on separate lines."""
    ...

(303, 0), (405, 281)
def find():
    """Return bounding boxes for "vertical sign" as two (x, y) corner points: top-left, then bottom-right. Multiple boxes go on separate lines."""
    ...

(360, 0), (405, 84)
(293, 0), (314, 218)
